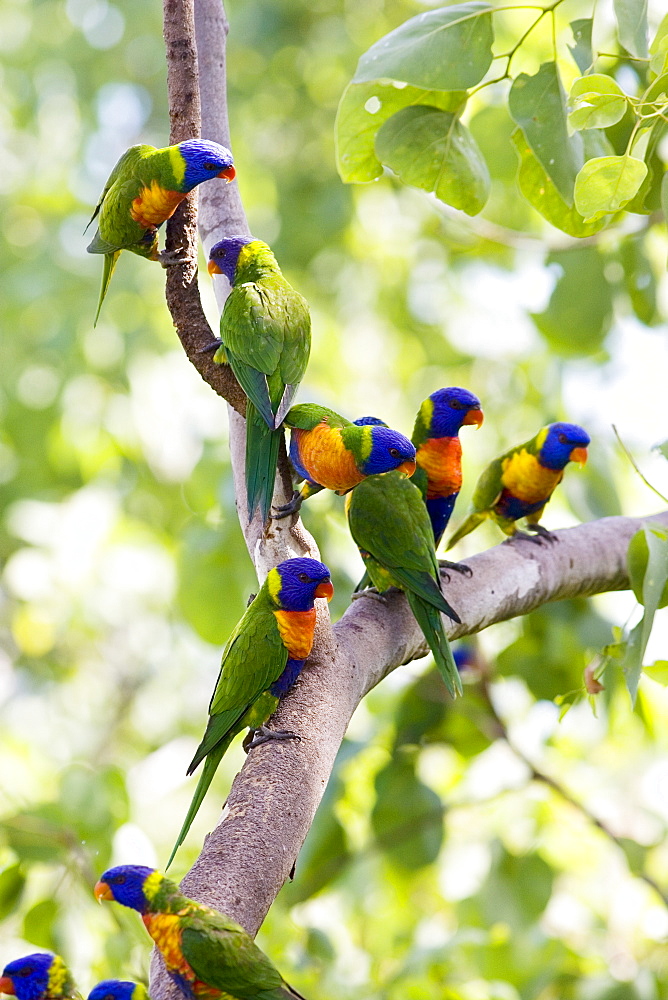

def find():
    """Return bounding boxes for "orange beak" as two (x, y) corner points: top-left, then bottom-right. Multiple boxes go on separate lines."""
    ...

(571, 446), (588, 466)
(207, 259), (223, 277)
(94, 880), (114, 903)
(397, 459), (417, 478)
(217, 165), (236, 182)
(315, 580), (334, 601)
(463, 408), (484, 428)
(0, 978), (15, 996)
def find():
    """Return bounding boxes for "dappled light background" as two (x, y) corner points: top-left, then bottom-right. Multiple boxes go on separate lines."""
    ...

(1, 0), (668, 997)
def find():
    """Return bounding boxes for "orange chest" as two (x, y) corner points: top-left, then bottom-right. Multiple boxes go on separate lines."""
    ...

(416, 437), (462, 499)
(131, 180), (186, 228)
(143, 913), (188, 972)
(274, 607), (317, 661)
(501, 450), (563, 503)
(294, 425), (363, 492)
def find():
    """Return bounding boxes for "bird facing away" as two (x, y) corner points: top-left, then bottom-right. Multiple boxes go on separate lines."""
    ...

(207, 236), (311, 524)
(0, 953), (76, 1000)
(88, 984), (147, 1000)
(346, 470), (463, 698)
(94, 865), (308, 1000)
(167, 556), (333, 867)
(86, 139), (235, 325)
(447, 422), (590, 548)
(410, 387), (483, 547)
(275, 403), (417, 518)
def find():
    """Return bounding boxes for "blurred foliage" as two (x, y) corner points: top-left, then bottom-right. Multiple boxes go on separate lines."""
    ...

(1, 0), (668, 998)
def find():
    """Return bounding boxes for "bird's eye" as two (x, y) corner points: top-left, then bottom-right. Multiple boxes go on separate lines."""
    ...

(298, 573), (311, 583)
(203, 161), (217, 171)
(449, 400), (464, 409)
(389, 448), (400, 458)
(17, 969), (33, 978)
(115, 875), (126, 884)
(558, 433), (567, 444)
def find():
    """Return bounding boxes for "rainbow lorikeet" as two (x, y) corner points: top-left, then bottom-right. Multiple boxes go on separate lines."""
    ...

(88, 984), (147, 1000)
(346, 471), (462, 698)
(168, 557), (333, 867)
(274, 403), (417, 518)
(94, 866), (307, 1000)
(86, 139), (235, 325)
(447, 422), (590, 548)
(206, 237), (311, 524)
(410, 387), (483, 547)
(0, 953), (76, 1000)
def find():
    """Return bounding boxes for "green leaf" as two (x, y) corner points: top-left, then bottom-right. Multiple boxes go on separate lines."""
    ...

(622, 525), (668, 703)
(569, 18), (594, 74)
(509, 61), (583, 205)
(372, 756), (443, 869)
(512, 130), (606, 237)
(375, 105), (490, 214)
(649, 14), (668, 73)
(23, 898), (59, 950)
(620, 236), (658, 325)
(574, 155), (648, 221)
(352, 3), (494, 91)
(335, 81), (466, 183)
(613, 0), (649, 59)
(568, 74), (627, 130)
(662, 171), (668, 225)
(643, 660), (668, 685)
(0, 863), (26, 920)
(531, 247), (613, 356)
(479, 844), (554, 927)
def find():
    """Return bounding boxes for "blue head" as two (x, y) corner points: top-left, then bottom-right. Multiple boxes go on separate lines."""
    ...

(94, 864), (158, 914)
(267, 557), (334, 612)
(177, 139), (235, 191)
(0, 954), (70, 1000)
(88, 984), (147, 1000)
(422, 387), (483, 439)
(537, 422), (590, 470)
(353, 416), (388, 427)
(207, 235), (255, 284)
(359, 427), (417, 477)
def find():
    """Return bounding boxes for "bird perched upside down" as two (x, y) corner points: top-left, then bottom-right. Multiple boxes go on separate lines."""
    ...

(206, 236), (311, 524)
(94, 866), (308, 1000)
(447, 422), (590, 548)
(275, 403), (417, 518)
(86, 139), (235, 325)
(167, 557), (333, 867)
(0, 953), (76, 1000)
(88, 983), (147, 1000)
(346, 470), (462, 698)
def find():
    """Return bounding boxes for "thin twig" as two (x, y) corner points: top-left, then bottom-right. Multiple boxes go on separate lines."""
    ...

(613, 424), (668, 505)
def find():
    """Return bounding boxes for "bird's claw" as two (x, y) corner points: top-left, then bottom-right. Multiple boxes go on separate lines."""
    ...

(243, 725), (301, 752)
(439, 558), (473, 578)
(272, 491), (302, 519)
(506, 530), (545, 546)
(528, 524), (558, 544)
(157, 248), (189, 267)
(198, 338), (224, 355)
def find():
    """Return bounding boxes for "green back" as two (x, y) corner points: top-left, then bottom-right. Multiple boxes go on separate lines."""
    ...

(470, 430), (542, 511)
(284, 402), (351, 430)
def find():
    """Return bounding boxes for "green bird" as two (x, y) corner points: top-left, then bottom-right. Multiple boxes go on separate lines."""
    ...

(207, 236), (311, 524)
(95, 866), (307, 1000)
(168, 556), (333, 867)
(86, 139), (235, 325)
(346, 471), (463, 698)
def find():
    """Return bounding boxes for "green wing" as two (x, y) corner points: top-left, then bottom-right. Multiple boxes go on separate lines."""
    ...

(180, 910), (297, 1000)
(86, 145), (151, 231)
(88, 146), (158, 252)
(284, 403), (351, 431)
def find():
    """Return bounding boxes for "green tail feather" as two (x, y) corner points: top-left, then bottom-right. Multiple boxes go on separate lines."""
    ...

(167, 736), (232, 869)
(246, 401), (282, 523)
(407, 592), (462, 699)
(93, 250), (120, 327)
(446, 510), (487, 550)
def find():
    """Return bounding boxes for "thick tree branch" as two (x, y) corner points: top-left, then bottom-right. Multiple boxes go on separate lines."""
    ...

(151, 2), (668, 997)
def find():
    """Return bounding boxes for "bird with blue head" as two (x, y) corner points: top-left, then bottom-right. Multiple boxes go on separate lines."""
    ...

(94, 865), (307, 1000)
(168, 556), (333, 866)
(447, 421), (590, 547)
(0, 953), (75, 1000)
(87, 139), (236, 325)
(88, 984), (147, 1000)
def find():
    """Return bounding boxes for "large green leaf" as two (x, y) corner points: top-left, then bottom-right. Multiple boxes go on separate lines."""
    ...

(375, 105), (490, 214)
(512, 131), (605, 237)
(372, 756), (443, 869)
(622, 525), (668, 703)
(531, 247), (613, 356)
(0, 864), (26, 921)
(568, 75), (627, 131)
(352, 3), (494, 91)
(620, 236), (658, 325)
(574, 155), (648, 221)
(509, 61), (583, 205)
(335, 81), (466, 183)
(569, 18), (594, 74)
(613, 0), (649, 58)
